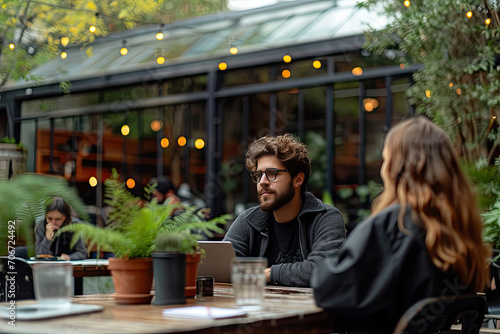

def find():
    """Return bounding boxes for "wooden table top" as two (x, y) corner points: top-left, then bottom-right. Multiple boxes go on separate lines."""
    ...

(0, 284), (334, 334)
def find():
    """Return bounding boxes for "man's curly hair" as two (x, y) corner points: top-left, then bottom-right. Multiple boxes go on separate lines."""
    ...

(246, 134), (311, 193)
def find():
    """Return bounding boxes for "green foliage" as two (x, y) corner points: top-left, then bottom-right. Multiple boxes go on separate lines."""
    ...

(0, 174), (87, 256)
(156, 206), (230, 254)
(0, 0), (227, 88)
(360, 0), (500, 161)
(61, 169), (231, 258)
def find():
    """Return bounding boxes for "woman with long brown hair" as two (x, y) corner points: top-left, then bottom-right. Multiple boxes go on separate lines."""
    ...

(311, 116), (491, 333)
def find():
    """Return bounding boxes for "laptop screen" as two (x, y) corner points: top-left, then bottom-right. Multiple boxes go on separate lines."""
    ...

(197, 241), (236, 283)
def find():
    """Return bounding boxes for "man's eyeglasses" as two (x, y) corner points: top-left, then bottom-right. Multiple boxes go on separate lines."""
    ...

(250, 168), (289, 184)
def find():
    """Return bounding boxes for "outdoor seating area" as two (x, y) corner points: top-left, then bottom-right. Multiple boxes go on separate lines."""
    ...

(1, 0), (500, 333)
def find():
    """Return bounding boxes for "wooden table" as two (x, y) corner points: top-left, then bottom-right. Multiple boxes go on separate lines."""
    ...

(0, 284), (334, 333)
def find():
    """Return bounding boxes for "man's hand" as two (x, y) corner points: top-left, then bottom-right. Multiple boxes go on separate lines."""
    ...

(265, 268), (271, 283)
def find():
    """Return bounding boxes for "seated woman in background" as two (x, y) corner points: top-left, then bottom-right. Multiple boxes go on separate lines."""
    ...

(35, 197), (87, 261)
(311, 116), (491, 333)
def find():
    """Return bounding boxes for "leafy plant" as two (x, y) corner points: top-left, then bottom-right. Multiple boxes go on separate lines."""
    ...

(0, 174), (87, 256)
(155, 206), (230, 254)
(61, 169), (231, 258)
(359, 0), (500, 162)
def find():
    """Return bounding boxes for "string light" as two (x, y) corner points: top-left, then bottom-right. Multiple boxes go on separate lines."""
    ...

(466, 11), (473, 19)
(399, 63), (405, 69)
(404, 0), (410, 7)
(89, 25), (96, 33)
(312, 60), (321, 69)
(126, 178), (136, 189)
(178, 136), (187, 146)
(121, 125), (130, 136)
(195, 139), (205, 149)
(456, 88), (462, 95)
(157, 56), (165, 64)
(352, 67), (363, 76)
(61, 37), (70, 47)
(229, 46), (238, 55)
(282, 69), (291, 78)
(283, 55), (292, 63)
(425, 90), (432, 98)
(161, 138), (170, 148)
(60, 51), (68, 59)
(219, 62), (228, 71)
(485, 18), (491, 25)
(150, 120), (163, 132)
(8, 43), (15, 50)
(449, 82), (453, 88)
(156, 31), (164, 40)
(120, 40), (128, 56)
(89, 176), (98, 187)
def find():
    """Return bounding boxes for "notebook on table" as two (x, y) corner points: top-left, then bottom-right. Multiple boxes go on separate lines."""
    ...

(197, 241), (236, 283)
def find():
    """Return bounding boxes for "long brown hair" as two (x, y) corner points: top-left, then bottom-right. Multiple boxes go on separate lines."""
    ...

(372, 116), (490, 292)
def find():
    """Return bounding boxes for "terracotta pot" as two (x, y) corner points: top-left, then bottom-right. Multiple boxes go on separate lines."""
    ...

(185, 252), (201, 298)
(108, 257), (153, 304)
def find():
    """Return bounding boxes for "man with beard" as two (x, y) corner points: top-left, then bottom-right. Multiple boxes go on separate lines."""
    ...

(223, 134), (345, 287)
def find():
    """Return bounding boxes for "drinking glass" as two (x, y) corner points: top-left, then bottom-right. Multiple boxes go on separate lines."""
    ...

(33, 262), (72, 307)
(231, 257), (267, 308)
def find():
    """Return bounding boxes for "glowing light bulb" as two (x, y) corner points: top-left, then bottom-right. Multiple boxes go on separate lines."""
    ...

(161, 138), (170, 148)
(126, 178), (135, 189)
(352, 67), (363, 76)
(283, 55), (292, 63)
(313, 60), (321, 69)
(8, 43), (15, 50)
(89, 177), (98, 187)
(157, 56), (165, 64)
(466, 11), (473, 19)
(121, 125), (130, 136)
(449, 82), (453, 88)
(150, 120), (163, 132)
(399, 63), (405, 69)
(178, 136), (187, 147)
(229, 47), (238, 55)
(89, 25), (96, 33)
(219, 62), (228, 71)
(456, 88), (462, 95)
(404, 0), (410, 7)
(425, 89), (432, 98)
(195, 139), (205, 149)
(120, 47), (128, 56)
(156, 32), (164, 40)
(365, 102), (374, 112)
(60, 52), (68, 59)
(282, 69), (291, 79)
(485, 18), (491, 25)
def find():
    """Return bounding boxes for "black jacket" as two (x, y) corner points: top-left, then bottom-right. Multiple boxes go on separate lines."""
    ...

(223, 192), (345, 287)
(311, 204), (467, 333)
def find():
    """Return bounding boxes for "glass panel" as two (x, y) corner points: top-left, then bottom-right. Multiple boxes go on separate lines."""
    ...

(392, 77), (412, 123)
(222, 66), (270, 88)
(103, 85), (158, 103)
(20, 120), (36, 172)
(266, 12), (322, 43)
(276, 91), (299, 135)
(21, 93), (100, 116)
(302, 87), (327, 198)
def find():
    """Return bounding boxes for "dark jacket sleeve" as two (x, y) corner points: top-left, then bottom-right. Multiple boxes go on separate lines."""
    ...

(222, 209), (255, 257)
(271, 207), (345, 287)
(310, 207), (426, 318)
(35, 222), (54, 256)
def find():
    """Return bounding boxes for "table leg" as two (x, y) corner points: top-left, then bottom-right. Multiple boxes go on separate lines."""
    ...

(74, 277), (83, 295)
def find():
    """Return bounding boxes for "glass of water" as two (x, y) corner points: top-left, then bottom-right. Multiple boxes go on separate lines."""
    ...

(231, 257), (267, 308)
(33, 262), (72, 307)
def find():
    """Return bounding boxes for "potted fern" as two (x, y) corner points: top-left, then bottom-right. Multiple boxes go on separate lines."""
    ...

(152, 207), (230, 303)
(60, 170), (177, 304)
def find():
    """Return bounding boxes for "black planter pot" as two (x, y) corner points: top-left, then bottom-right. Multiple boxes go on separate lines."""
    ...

(152, 252), (186, 305)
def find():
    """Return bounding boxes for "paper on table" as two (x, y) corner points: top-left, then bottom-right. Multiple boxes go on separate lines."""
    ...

(162, 306), (247, 319)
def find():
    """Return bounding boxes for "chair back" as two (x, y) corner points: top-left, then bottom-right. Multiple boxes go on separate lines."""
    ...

(394, 294), (486, 334)
(0, 256), (35, 301)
